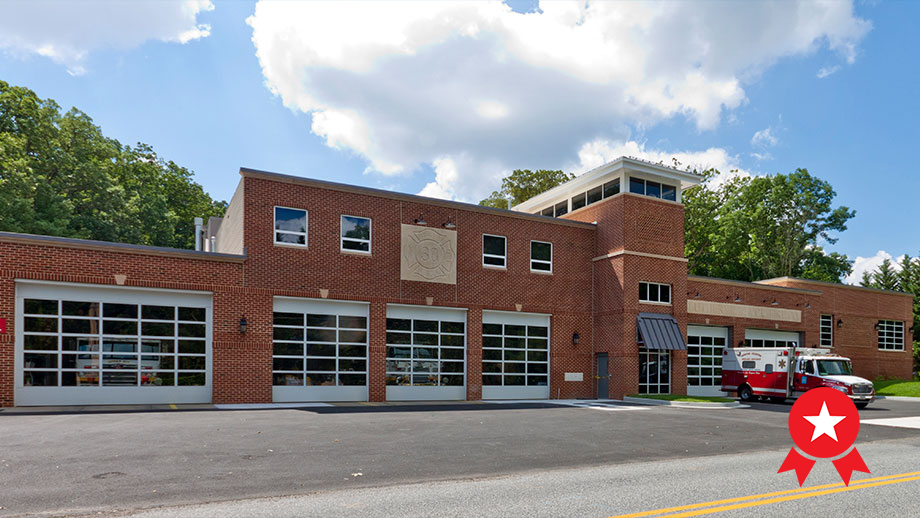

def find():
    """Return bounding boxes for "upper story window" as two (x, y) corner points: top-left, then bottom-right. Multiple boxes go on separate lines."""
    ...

(639, 281), (671, 304)
(819, 314), (833, 347)
(530, 241), (552, 273)
(341, 215), (371, 254)
(483, 234), (507, 268)
(539, 178), (623, 217)
(629, 177), (677, 201)
(274, 206), (307, 246)
(877, 320), (904, 351)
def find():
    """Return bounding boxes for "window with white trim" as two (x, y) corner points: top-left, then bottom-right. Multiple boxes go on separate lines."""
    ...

(530, 241), (552, 273)
(744, 338), (797, 348)
(483, 234), (507, 268)
(274, 206), (307, 246)
(628, 177), (677, 201)
(877, 320), (904, 351)
(639, 281), (671, 304)
(482, 323), (548, 387)
(819, 315), (833, 347)
(340, 215), (371, 253)
(22, 298), (207, 387)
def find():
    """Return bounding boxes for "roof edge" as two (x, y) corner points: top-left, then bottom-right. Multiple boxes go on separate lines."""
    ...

(239, 167), (596, 230)
(756, 277), (914, 298)
(689, 275), (823, 295)
(0, 231), (246, 263)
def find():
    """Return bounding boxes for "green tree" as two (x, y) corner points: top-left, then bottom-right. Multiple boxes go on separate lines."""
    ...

(479, 169), (574, 209)
(684, 168), (854, 282)
(0, 80), (225, 249)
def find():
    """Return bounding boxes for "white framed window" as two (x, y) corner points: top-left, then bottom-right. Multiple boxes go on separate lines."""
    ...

(274, 206), (307, 246)
(639, 348), (670, 394)
(340, 215), (371, 254)
(483, 234), (507, 268)
(819, 315), (833, 347)
(878, 320), (904, 351)
(482, 322), (548, 387)
(639, 281), (671, 304)
(628, 177), (677, 201)
(530, 241), (552, 273)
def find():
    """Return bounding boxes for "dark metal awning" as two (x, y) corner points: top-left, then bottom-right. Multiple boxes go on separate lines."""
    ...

(637, 313), (687, 350)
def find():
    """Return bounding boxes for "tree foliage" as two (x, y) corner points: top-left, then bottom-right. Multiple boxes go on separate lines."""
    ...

(684, 168), (854, 283)
(862, 255), (920, 377)
(0, 80), (226, 249)
(479, 169), (574, 209)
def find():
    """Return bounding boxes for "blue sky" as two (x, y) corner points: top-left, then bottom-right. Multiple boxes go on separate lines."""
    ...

(0, 0), (917, 283)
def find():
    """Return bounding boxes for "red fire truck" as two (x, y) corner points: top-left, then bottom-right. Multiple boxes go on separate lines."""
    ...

(721, 347), (875, 408)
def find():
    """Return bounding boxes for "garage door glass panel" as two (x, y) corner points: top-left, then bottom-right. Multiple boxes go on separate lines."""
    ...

(385, 319), (465, 386)
(482, 322), (549, 387)
(272, 311), (368, 387)
(21, 297), (207, 388)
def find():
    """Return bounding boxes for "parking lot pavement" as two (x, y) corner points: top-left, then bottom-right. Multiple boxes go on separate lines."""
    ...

(0, 399), (917, 517)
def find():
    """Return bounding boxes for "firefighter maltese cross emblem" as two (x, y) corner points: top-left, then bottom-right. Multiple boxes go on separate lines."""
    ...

(778, 387), (869, 486)
(400, 225), (457, 284)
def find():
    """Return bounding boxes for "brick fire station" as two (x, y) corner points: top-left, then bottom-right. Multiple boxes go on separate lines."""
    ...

(0, 157), (912, 406)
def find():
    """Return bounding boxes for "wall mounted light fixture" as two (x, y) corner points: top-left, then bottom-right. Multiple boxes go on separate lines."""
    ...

(572, 332), (580, 346)
(414, 214), (427, 225)
(771, 299), (779, 306)
(443, 216), (456, 229)
(239, 316), (248, 334)
(837, 318), (843, 328)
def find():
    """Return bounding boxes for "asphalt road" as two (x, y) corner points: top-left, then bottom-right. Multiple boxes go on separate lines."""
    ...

(0, 399), (918, 517)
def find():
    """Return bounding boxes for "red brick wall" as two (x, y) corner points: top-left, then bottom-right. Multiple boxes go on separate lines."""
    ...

(686, 277), (914, 381)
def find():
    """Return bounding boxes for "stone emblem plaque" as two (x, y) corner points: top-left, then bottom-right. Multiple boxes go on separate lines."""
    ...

(401, 224), (457, 284)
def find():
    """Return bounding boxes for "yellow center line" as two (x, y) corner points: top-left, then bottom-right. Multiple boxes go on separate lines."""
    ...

(169, 404), (177, 410)
(609, 471), (920, 518)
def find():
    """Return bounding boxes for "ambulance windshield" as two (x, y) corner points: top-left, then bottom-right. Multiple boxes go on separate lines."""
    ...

(816, 360), (853, 376)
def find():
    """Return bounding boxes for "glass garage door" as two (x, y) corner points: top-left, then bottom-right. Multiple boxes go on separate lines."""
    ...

(481, 310), (551, 400)
(687, 325), (728, 397)
(16, 282), (211, 406)
(272, 298), (369, 402)
(385, 304), (467, 401)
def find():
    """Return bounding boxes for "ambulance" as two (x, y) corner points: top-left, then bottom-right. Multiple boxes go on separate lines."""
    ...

(721, 346), (875, 408)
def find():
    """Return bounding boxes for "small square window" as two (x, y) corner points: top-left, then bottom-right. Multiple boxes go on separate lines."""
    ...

(629, 177), (645, 195)
(275, 206), (307, 246)
(554, 201), (568, 217)
(661, 184), (677, 201)
(603, 179), (620, 198)
(483, 234), (507, 268)
(571, 192), (587, 211)
(540, 206), (554, 217)
(530, 241), (552, 273)
(587, 186), (603, 205)
(341, 215), (371, 253)
(646, 181), (661, 198)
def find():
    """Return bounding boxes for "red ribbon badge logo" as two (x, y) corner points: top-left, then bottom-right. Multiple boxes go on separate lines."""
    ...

(778, 387), (869, 486)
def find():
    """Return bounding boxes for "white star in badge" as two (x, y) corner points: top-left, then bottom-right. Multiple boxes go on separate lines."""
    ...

(803, 402), (846, 442)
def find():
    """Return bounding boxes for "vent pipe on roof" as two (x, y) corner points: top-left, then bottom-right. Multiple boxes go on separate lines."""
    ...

(194, 217), (203, 251)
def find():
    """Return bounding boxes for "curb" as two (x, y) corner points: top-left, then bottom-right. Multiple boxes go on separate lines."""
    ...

(623, 396), (745, 409)
(874, 396), (920, 402)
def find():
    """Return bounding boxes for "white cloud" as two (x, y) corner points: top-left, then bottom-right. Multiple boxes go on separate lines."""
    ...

(0, 0), (213, 74)
(247, 0), (870, 201)
(817, 65), (841, 78)
(846, 250), (897, 285)
(751, 128), (779, 148)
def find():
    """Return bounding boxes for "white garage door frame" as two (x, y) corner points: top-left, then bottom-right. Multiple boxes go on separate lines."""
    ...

(15, 280), (213, 406)
(481, 310), (551, 400)
(687, 325), (729, 397)
(744, 328), (801, 347)
(272, 297), (369, 403)
(385, 304), (467, 401)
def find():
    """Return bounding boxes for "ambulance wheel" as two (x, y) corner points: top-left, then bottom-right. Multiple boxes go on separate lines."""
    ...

(738, 385), (754, 402)
(854, 402), (869, 409)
